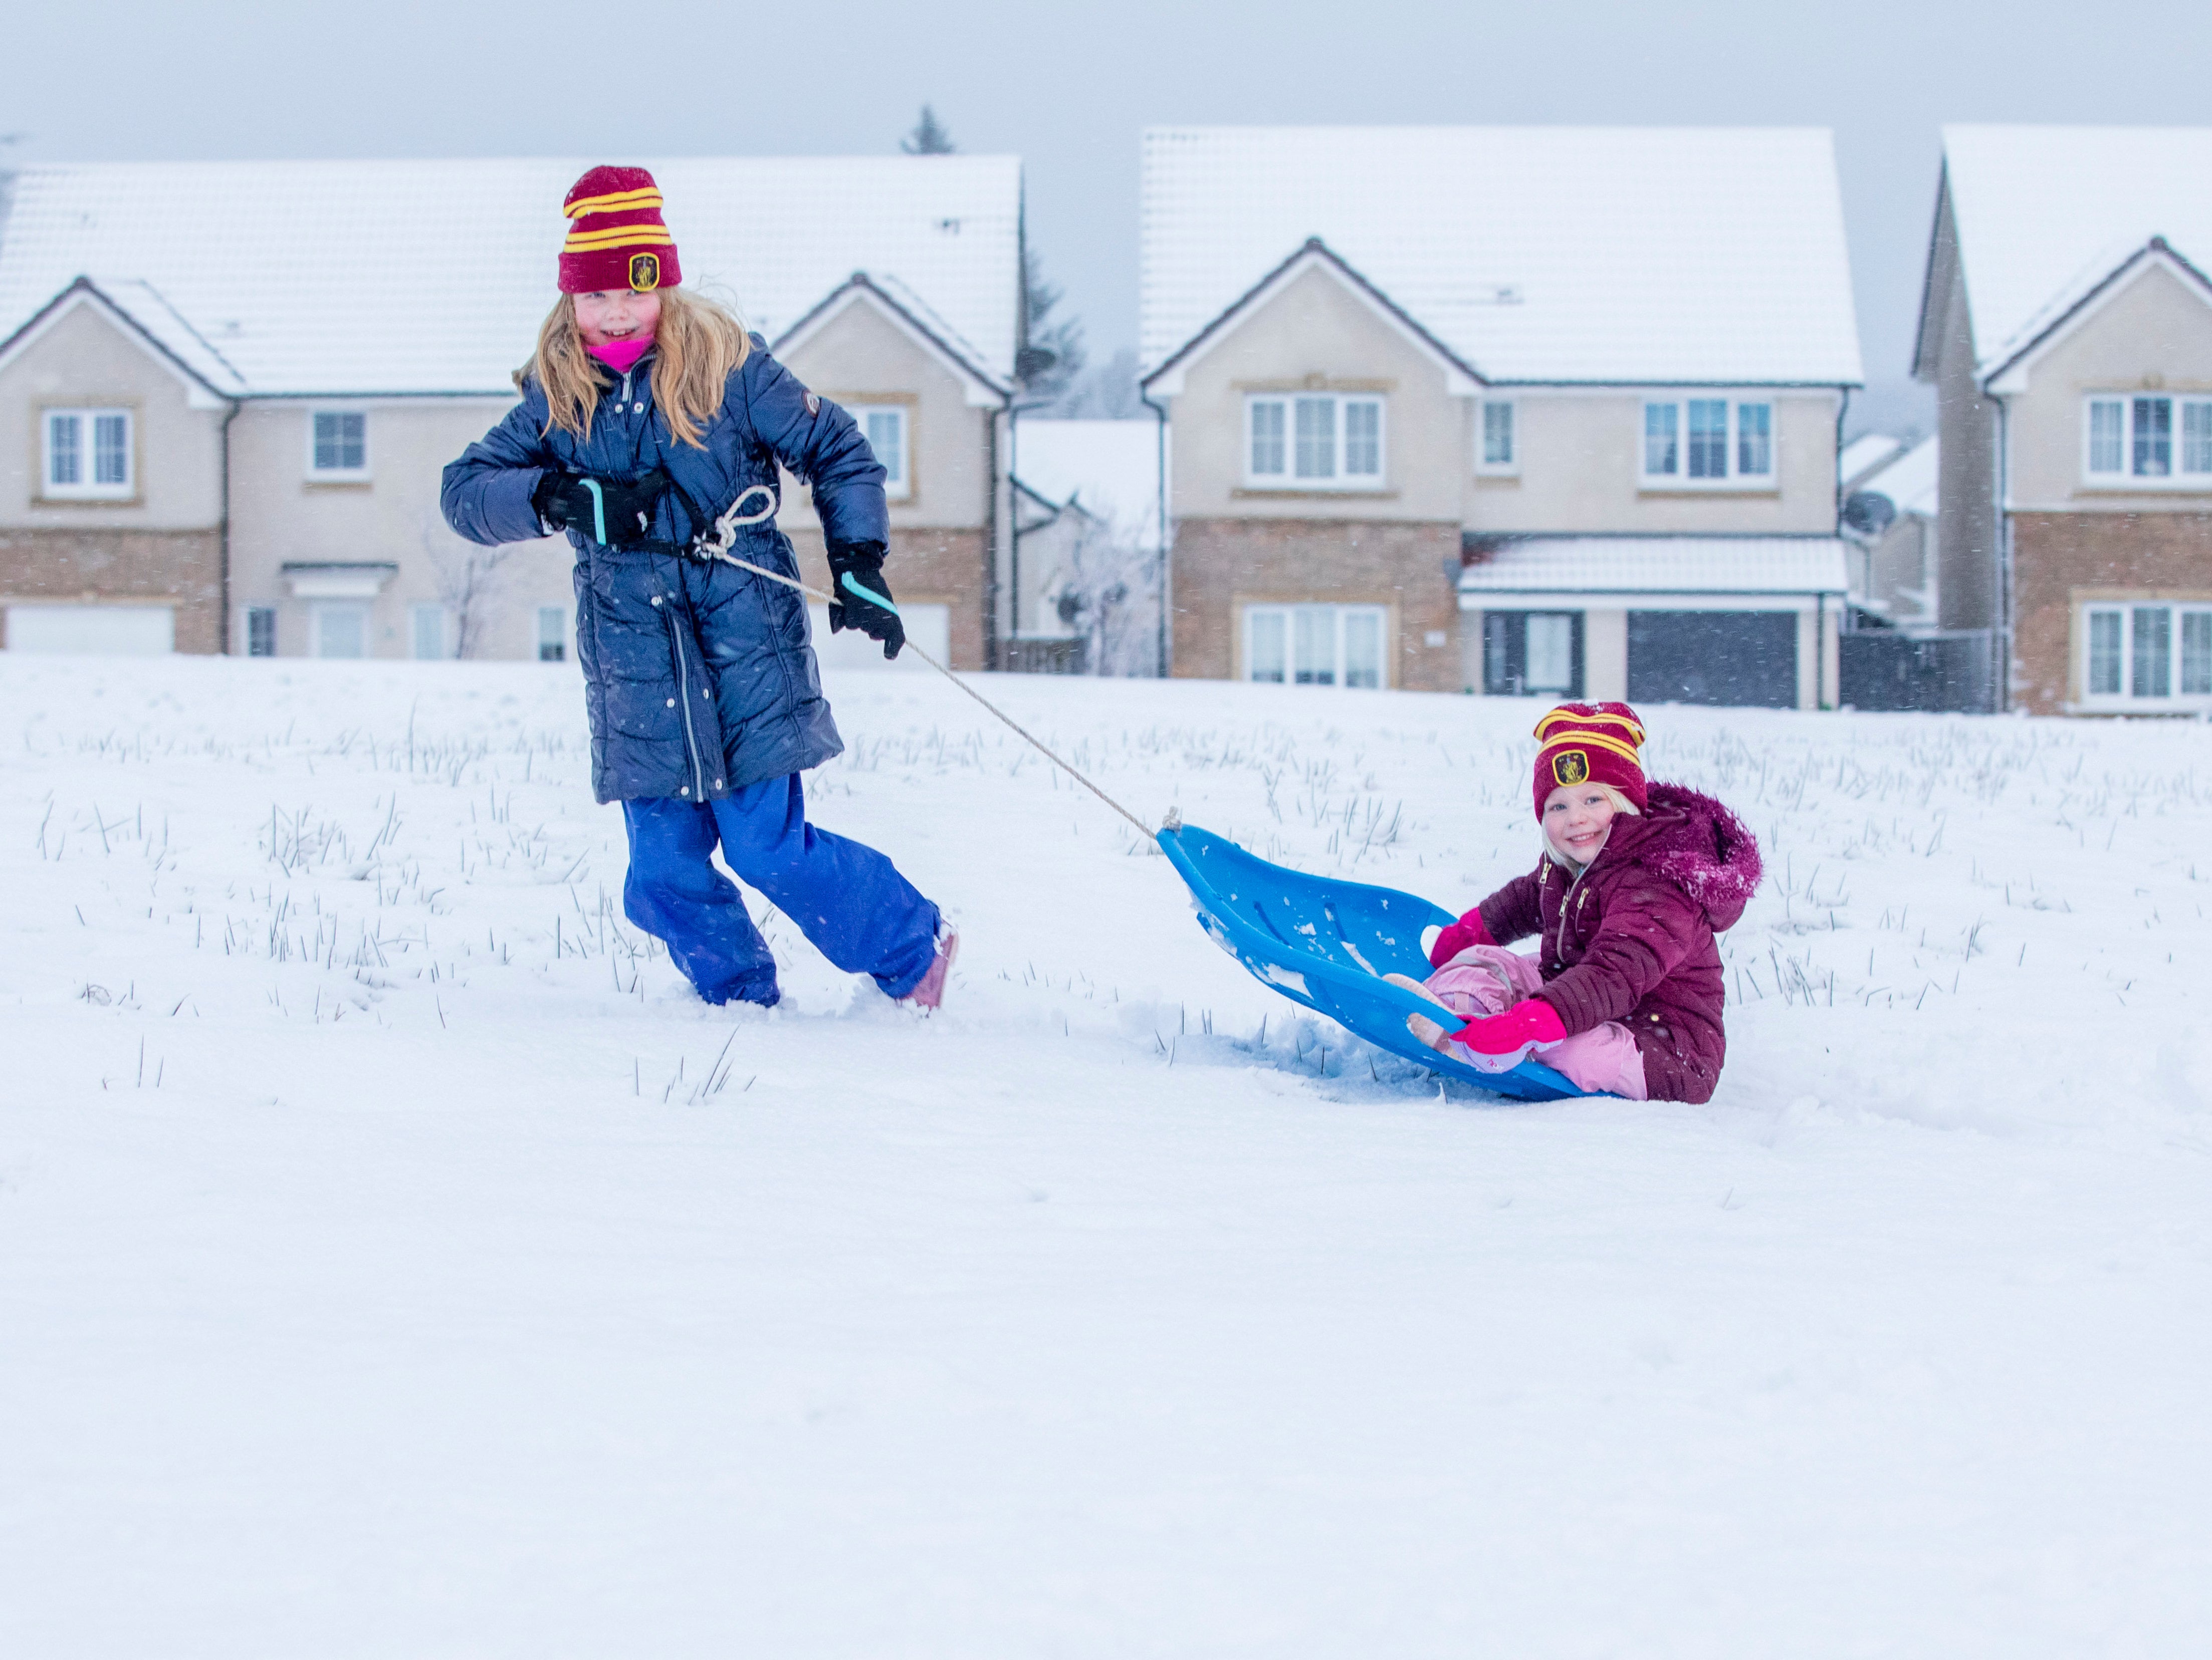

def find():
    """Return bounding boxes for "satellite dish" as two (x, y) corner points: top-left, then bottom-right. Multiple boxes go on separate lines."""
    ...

(1843, 491), (1897, 537)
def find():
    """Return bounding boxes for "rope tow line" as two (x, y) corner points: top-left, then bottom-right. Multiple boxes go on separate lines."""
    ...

(680, 486), (1160, 843)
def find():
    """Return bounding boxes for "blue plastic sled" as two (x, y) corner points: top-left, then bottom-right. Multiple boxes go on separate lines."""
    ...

(1158, 823), (1606, 1103)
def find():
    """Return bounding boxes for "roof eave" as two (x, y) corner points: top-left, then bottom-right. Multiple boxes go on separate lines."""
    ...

(0, 276), (243, 404)
(774, 272), (1014, 405)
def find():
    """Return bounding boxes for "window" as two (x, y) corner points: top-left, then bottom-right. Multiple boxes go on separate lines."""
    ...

(410, 603), (450, 661)
(853, 405), (910, 500)
(1640, 398), (1775, 486)
(43, 408), (133, 499)
(2083, 396), (2212, 485)
(1245, 394), (1386, 488)
(1482, 611), (1584, 697)
(310, 411), (368, 478)
(312, 603), (369, 660)
(1478, 400), (1517, 472)
(245, 607), (277, 658)
(1243, 604), (1388, 688)
(538, 606), (567, 663)
(2082, 603), (2212, 701)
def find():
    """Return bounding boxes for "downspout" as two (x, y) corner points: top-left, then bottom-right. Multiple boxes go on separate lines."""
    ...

(1141, 384), (1171, 678)
(1994, 391), (2014, 713)
(218, 398), (242, 654)
(983, 397), (1007, 671)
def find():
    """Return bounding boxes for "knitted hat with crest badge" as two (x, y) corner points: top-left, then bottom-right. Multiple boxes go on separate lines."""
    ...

(1531, 702), (1649, 819)
(558, 165), (682, 295)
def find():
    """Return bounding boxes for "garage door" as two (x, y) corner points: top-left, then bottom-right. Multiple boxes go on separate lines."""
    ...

(6, 604), (175, 655)
(1628, 611), (1796, 707)
(808, 602), (951, 673)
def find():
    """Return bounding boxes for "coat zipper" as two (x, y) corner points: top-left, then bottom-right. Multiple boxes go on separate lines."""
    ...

(663, 601), (710, 800)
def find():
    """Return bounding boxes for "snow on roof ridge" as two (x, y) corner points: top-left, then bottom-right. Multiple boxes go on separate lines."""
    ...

(1141, 124), (1862, 386)
(0, 155), (1022, 395)
(1939, 126), (2212, 380)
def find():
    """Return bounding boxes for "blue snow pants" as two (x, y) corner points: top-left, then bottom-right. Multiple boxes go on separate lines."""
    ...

(621, 774), (940, 1007)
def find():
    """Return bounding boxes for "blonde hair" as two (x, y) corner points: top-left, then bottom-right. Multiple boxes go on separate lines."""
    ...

(522, 288), (750, 450)
(1589, 783), (1641, 816)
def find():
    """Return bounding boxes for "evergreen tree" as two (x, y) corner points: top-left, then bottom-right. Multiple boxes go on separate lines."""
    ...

(1022, 246), (1086, 403)
(901, 106), (957, 156)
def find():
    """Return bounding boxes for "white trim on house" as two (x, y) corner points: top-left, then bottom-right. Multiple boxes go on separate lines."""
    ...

(1458, 537), (1850, 600)
(772, 279), (1011, 410)
(0, 281), (239, 410)
(1984, 243), (2212, 395)
(1143, 243), (1483, 401)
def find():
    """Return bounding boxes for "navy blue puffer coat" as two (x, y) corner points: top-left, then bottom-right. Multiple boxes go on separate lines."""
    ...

(440, 336), (887, 804)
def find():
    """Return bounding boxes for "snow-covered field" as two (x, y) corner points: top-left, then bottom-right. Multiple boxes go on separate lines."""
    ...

(4, 654), (2209, 1657)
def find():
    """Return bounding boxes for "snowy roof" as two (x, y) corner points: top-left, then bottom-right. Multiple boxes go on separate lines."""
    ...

(1937, 126), (2212, 379)
(0, 157), (1022, 396)
(1457, 537), (1850, 596)
(1839, 433), (1903, 490)
(1141, 126), (1862, 386)
(1855, 435), (1937, 519)
(1011, 419), (1163, 550)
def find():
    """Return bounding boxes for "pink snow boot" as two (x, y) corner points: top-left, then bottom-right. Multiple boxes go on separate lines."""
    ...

(902, 926), (959, 1011)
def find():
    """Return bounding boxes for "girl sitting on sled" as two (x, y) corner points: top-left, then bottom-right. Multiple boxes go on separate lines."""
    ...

(441, 166), (955, 1012)
(1394, 702), (1761, 1103)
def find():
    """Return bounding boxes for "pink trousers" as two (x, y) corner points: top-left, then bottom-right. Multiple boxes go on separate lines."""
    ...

(1422, 945), (1649, 1100)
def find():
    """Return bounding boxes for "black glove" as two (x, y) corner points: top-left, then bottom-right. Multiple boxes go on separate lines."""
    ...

(533, 467), (669, 547)
(826, 542), (906, 660)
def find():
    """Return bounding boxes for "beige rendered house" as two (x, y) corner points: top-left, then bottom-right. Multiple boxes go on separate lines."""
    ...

(1140, 127), (1863, 707)
(1913, 126), (2212, 715)
(0, 157), (1022, 670)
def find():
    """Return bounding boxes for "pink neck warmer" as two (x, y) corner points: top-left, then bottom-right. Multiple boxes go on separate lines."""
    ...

(587, 336), (653, 375)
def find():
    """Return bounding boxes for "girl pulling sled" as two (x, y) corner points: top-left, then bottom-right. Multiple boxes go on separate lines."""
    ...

(441, 166), (955, 1012)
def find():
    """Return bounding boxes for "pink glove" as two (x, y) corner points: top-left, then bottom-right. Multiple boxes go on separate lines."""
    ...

(1427, 907), (1495, 968)
(1449, 997), (1567, 1071)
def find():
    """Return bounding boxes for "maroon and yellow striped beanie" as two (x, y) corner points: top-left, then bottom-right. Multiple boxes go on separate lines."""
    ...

(1532, 702), (1648, 818)
(558, 165), (682, 295)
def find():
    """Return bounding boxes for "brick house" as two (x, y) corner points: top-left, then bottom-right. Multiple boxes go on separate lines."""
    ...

(1138, 127), (1863, 706)
(1913, 126), (2212, 714)
(0, 157), (1022, 669)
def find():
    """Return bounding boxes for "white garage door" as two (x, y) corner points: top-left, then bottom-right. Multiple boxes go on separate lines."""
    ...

(808, 602), (951, 673)
(6, 604), (175, 655)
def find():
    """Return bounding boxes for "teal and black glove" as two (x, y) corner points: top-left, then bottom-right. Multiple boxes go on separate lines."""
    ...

(534, 468), (668, 547)
(826, 542), (905, 660)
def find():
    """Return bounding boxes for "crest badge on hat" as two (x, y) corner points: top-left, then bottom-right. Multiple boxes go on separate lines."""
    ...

(627, 253), (661, 292)
(1552, 750), (1591, 787)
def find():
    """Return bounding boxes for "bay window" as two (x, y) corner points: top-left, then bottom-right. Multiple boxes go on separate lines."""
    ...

(2082, 603), (2212, 702)
(1246, 393), (1386, 488)
(1640, 398), (1775, 486)
(2084, 395), (2212, 484)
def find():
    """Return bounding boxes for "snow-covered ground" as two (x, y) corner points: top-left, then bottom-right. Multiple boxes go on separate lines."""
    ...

(4, 655), (2208, 1657)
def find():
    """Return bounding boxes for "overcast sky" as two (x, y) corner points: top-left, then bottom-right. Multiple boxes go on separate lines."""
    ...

(9, 0), (2209, 435)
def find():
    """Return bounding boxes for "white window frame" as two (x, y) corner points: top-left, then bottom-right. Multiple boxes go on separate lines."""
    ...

(2077, 601), (2212, 707)
(537, 606), (568, 663)
(852, 404), (912, 501)
(1638, 396), (1777, 489)
(1241, 603), (1390, 689)
(2081, 395), (2212, 488)
(242, 605), (278, 658)
(42, 407), (135, 500)
(409, 603), (451, 661)
(1243, 393), (1388, 490)
(307, 409), (371, 481)
(1476, 398), (1518, 475)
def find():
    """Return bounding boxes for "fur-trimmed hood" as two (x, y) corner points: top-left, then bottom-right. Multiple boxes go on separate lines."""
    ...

(1605, 783), (1762, 931)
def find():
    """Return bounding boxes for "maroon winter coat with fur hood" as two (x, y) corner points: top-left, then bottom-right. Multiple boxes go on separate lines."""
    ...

(1474, 784), (1761, 1104)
